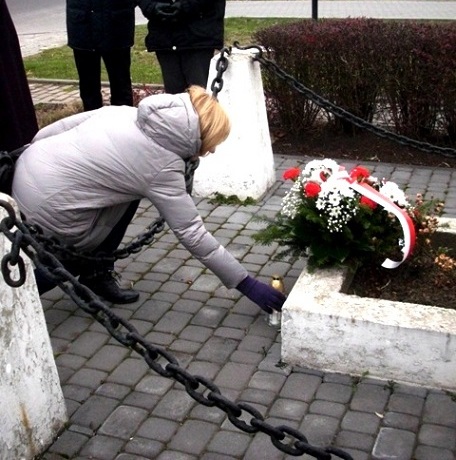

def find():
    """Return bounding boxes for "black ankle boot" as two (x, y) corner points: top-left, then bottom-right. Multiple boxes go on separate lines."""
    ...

(79, 272), (139, 304)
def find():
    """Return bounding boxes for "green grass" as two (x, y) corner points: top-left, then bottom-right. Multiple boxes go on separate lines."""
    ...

(23, 18), (296, 84)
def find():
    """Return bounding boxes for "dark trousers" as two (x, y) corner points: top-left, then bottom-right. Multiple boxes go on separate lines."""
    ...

(35, 200), (140, 294)
(73, 48), (133, 111)
(156, 49), (215, 94)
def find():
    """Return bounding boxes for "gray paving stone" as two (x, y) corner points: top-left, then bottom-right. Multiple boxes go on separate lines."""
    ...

(55, 353), (86, 371)
(168, 420), (219, 455)
(372, 427), (416, 460)
(190, 402), (228, 425)
(169, 339), (202, 354)
(383, 411), (420, 431)
(47, 429), (89, 458)
(84, 344), (130, 372)
(221, 312), (256, 330)
(51, 315), (92, 339)
(214, 327), (247, 341)
(336, 430), (376, 451)
(123, 391), (160, 411)
(422, 393), (456, 426)
(315, 382), (353, 404)
(238, 334), (275, 353)
(350, 383), (390, 413)
(123, 437), (163, 458)
(172, 297), (205, 314)
(308, 400), (347, 419)
(116, 453), (151, 460)
(152, 389), (196, 422)
(240, 388), (277, 406)
(243, 432), (285, 460)
(79, 434), (125, 459)
(67, 367), (108, 388)
(214, 362), (256, 390)
(62, 384), (92, 403)
(249, 370), (287, 393)
(196, 337), (239, 363)
(191, 306), (227, 327)
(207, 430), (251, 457)
(414, 445), (455, 460)
(106, 357), (149, 386)
(387, 392), (425, 416)
(95, 383), (132, 400)
(418, 423), (456, 450)
(71, 395), (119, 430)
(156, 450), (198, 459)
(136, 416), (179, 442)
(269, 398), (308, 421)
(299, 413), (340, 446)
(341, 410), (381, 435)
(279, 372), (322, 402)
(98, 405), (149, 439)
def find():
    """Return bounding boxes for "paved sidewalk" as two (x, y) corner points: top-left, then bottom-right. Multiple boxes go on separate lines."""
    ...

(28, 82), (456, 460)
(19, 1), (456, 459)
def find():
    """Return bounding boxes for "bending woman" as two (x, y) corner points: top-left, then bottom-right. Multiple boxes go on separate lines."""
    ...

(12, 86), (285, 314)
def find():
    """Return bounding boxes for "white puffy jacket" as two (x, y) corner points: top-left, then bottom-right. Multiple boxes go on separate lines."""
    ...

(12, 92), (248, 288)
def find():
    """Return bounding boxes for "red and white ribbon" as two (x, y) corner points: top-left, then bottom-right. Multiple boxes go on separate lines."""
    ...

(346, 178), (416, 268)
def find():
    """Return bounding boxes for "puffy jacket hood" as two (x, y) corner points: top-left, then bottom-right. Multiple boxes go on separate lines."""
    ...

(136, 92), (202, 160)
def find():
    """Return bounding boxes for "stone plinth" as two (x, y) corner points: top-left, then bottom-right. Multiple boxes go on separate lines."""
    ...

(281, 218), (456, 391)
(193, 48), (275, 200)
(0, 193), (67, 459)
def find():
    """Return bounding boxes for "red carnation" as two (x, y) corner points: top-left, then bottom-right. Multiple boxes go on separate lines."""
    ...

(360, 196), (377, 209)
(304, 181), (321, 197)
(283, 167), (301, 181)
(350, 166), (370, 182)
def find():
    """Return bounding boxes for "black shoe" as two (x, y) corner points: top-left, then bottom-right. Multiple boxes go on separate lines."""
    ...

(79, 272), (139, 304)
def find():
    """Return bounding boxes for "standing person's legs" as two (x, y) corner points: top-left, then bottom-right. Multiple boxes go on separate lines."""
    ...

(180, 49), (215, 89)
(73, 49), (103, 111)
(156, 49), (215, 94)
(103, 48), (133, 106)
(156, 51), (187, 94)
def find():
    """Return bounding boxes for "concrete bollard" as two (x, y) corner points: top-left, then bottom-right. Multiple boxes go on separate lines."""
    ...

(0, 193), (67, 459)
(193, 48), (276, 200)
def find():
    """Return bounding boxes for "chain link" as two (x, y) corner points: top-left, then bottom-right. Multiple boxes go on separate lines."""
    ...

(233, 43), (456, 158)
(211, 47), (231, 99)
(0, 200), (353, 460)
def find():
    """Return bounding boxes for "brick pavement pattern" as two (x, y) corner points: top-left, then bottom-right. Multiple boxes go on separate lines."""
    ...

(16, 1), (456, 458)
(30, 130), (455, 459)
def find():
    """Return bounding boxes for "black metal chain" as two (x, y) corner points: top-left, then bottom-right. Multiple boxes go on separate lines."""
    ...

(232, 42), (456, 159)
(0, 200), (353, 460)
(211, 47), (231, 99)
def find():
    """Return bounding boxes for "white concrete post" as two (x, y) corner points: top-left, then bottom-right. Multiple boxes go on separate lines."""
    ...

(193, 48), (276, 200)
(0, 193), (67, 459)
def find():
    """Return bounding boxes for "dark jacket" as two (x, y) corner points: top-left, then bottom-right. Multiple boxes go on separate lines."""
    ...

(0, 0), (38, 152)
(138, 0), (225, 52)
(66, 0), (136, 51)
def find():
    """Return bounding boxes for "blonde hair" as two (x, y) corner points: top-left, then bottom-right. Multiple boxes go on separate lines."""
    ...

(187, 85), (231, 155)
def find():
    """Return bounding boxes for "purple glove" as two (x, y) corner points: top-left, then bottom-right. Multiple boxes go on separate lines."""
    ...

(236, 276), (286, 314)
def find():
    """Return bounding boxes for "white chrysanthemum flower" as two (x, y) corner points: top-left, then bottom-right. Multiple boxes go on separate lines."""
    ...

(315, 181), (358, 232)
(379, 181), (409, 207)
(302, 159), (340, 183)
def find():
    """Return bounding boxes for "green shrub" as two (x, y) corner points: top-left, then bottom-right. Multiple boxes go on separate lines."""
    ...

(254, 19), (456, 145)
